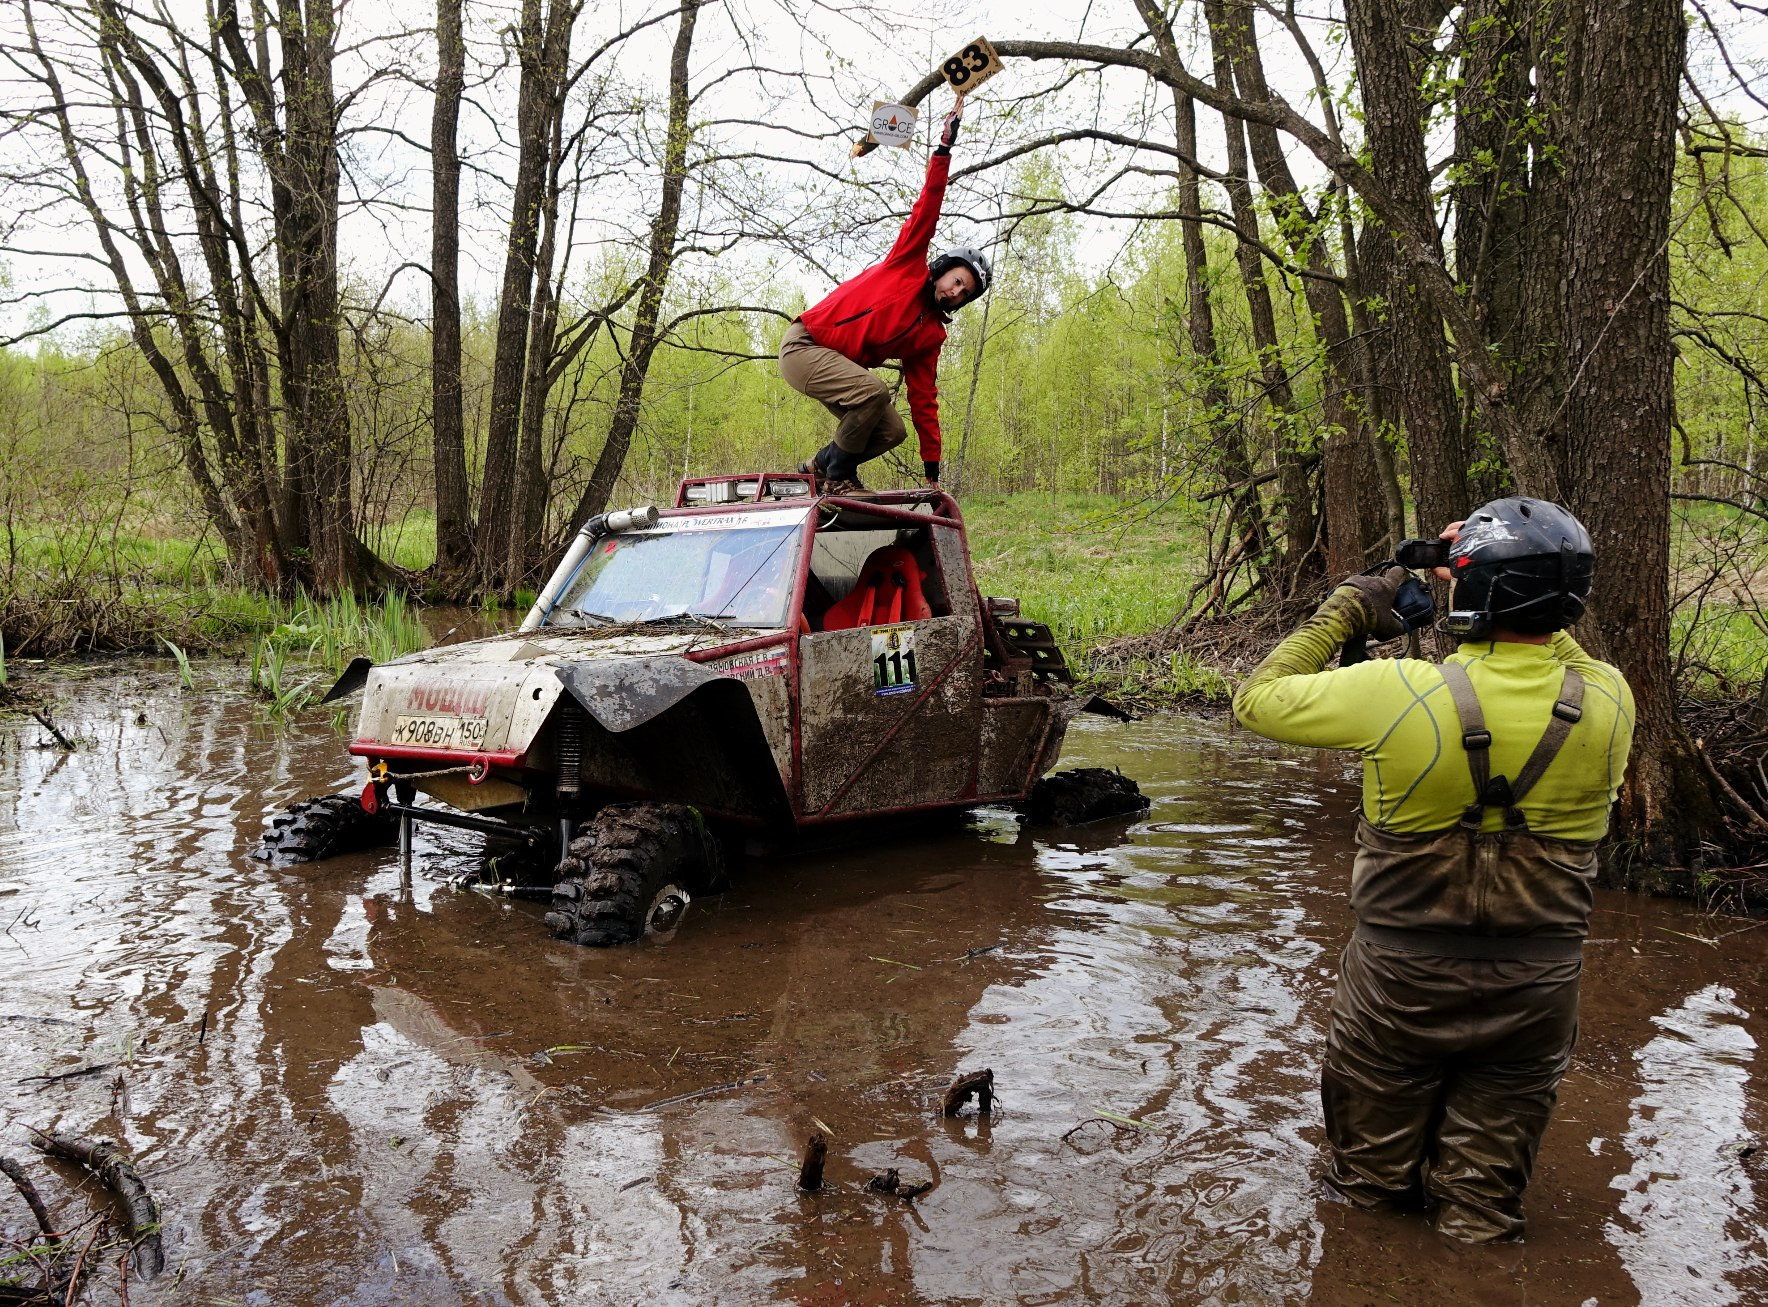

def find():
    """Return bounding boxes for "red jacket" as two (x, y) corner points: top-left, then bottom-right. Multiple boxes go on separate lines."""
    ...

(799, 151), (952, 472)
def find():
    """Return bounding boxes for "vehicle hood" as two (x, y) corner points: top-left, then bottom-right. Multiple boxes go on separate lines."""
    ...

(350, 628), (773, 756)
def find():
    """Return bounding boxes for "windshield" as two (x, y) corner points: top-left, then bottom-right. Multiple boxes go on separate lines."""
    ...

(550, 520), (803, 629)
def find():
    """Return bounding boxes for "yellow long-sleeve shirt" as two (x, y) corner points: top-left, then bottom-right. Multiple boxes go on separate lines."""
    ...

(1232, 598), (1635, 840)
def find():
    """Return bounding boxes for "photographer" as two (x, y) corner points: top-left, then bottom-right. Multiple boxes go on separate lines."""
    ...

(1233, 498), (1636, 1242)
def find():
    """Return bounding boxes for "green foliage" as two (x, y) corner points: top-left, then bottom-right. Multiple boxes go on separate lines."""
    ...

(160, 637), (195, 690)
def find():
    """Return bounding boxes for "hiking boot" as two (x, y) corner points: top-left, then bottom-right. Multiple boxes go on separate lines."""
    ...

(823, 477), (872, 498)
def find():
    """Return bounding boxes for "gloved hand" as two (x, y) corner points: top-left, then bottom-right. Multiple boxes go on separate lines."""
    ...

(1327, 565), (1411, 641)
(940, 96), (964, 149)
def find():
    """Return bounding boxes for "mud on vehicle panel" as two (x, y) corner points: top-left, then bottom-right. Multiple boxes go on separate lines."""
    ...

(798, 614), (982, 817)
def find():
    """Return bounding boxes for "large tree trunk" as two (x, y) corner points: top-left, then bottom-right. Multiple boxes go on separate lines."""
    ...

(431, 0), (472, 584)
(570, 0), (701, 528)
(1342, 0), (1473, 537)
(510, 105), (568, 585)
(1206, 0), (1316, 595)
(216, 0), (363, 593)
(476, 0), (574, 588)
(1219, 8), (1376, 580)
(1554, 0), (1719, 879)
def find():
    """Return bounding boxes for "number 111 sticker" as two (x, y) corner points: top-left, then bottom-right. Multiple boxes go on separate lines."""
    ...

(941, 36), (1003, 94)
(871, 625), (919, 696)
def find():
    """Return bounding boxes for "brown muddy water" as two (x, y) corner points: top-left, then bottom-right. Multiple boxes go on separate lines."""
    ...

(2, 661), (1766, 1306)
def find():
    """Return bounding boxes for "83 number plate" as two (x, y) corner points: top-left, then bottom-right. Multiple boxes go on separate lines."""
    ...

(940, 36), (1003, 93)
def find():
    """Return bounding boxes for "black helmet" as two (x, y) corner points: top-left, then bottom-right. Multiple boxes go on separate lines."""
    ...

(928, 247), (991, 304)
(1444, 497), (1594, 639)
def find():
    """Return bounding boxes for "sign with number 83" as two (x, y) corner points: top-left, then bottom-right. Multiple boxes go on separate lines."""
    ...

(941, 36), (1003, 93)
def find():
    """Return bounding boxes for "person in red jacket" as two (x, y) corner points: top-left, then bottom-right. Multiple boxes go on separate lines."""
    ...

(779, 97), (991, 494)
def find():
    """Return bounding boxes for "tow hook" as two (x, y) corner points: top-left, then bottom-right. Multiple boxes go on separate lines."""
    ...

(361, 760), (392, 815)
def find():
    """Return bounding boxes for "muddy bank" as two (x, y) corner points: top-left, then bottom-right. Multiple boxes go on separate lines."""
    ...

(1, 665), (1765, 1305)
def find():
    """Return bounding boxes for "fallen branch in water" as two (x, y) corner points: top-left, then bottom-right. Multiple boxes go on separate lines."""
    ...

(942, 1068), (994, 1118)
(27, 1130), (163, 1280)
(1061, 1117), (1144, 1145)
(0, 1156), (54, 1237)
(16, 1063), (115, 1087)
(26, 709), (75, 752)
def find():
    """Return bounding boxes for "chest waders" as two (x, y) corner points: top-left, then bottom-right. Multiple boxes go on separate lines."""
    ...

(1322, 663), (1596, 1241)
(1349, 664), (1596, 959)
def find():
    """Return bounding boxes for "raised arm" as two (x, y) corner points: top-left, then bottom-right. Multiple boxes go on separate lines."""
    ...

(885, 150), (952, 267)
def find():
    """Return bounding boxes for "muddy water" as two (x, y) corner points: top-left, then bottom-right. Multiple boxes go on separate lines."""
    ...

(2, 664), (1766, 1306)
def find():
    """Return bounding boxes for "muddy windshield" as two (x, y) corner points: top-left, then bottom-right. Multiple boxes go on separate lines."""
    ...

(551, 520), (803, 629)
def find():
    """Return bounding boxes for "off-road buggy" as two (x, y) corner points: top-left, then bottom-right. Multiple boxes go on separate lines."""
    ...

(261, 474), (1147, 945)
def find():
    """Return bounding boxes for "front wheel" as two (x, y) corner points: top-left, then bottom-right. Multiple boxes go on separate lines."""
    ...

(544, 803), (724, 947)
(255, 793), (397, 865)
(1025, 768), (1149, 827)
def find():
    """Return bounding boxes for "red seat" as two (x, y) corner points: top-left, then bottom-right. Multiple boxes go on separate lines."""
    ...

(821, 546), (932, 630)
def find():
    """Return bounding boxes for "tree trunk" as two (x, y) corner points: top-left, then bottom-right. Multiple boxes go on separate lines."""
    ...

(1342, 0), (1474, 538)
(1555, 0), (1718, 878)
(431, 0), (472, 583)
(1132, 0), (1266, 603)
(570, 0), (700, 529)
(1213, 9), (1374, 579)
(1206, 0), (1316, 594)
(477, 0), (574, 588)
(510, 103), (568, 585)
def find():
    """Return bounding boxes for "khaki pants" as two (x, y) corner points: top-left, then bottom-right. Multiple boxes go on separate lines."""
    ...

(779, 321), (906, 463)
(1321, 935), (1580, 1242)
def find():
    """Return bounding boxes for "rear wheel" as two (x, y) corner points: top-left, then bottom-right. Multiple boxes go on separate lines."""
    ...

(256, 794), (397, 865)
(1026, 768), (1149, 827)
(544, 803), (724, 947)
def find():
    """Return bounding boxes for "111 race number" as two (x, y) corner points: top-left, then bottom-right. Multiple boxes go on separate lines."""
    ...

(871, 625), (919, 696)
(941, 37), (1002, 93)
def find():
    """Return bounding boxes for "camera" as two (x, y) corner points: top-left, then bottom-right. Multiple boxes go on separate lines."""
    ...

(1394, 537), (1450, 570)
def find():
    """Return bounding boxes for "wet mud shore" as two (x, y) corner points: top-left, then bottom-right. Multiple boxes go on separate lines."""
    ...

(1, 664), (1764, 1305)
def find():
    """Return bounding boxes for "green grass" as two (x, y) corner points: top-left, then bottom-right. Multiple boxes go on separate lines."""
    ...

(960, 492), (1203, 663)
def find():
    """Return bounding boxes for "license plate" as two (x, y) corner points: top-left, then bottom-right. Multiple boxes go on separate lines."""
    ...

(391, 714), (488, 750)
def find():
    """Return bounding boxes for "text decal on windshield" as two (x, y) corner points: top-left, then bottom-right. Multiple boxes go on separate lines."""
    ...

(649, 507), (809, 533)
(871, 625), (918, 696)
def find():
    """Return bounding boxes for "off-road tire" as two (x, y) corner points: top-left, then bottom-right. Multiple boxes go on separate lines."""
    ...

(1026, 768), (1149, 827)
(256, 793), (397, 864)
(544, 803), (724, 947)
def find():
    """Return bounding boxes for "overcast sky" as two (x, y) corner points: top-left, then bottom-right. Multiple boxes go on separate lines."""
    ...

(1, 0), (1763, 347)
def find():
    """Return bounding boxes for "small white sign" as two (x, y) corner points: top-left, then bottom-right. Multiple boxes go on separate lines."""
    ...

(869, 102), (917, 148)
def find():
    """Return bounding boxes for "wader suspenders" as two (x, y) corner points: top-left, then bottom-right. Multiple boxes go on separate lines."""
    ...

(1437, 662), (1586, 832)
(1352, 662), (1592, 963)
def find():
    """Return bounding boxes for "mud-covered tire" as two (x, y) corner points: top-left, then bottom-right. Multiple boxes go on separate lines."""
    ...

(256, 793), (397, 864)
(1026, 768), (1149, 827)
(544, 803), (724, 947)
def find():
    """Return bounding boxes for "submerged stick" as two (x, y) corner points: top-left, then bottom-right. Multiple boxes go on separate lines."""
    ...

(942, 1068), (994, 1117)
(28, 1130), (163, 1280)
(27, 709), (75, 752)
(0, 1156), (54, 1237)
(797, 1132), (827, 1192)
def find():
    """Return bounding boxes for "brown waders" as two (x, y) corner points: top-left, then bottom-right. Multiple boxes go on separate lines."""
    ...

(1323, 664), (1595, 1243)
(778, 321), (907, 481)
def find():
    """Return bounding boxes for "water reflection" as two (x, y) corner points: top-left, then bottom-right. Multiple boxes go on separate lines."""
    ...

(1606, 984), (1762, 1305)
(2, 670), (1767, 1305)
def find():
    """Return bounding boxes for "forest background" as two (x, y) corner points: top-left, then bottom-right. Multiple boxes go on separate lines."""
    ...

(0, 0), (1765, 885)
